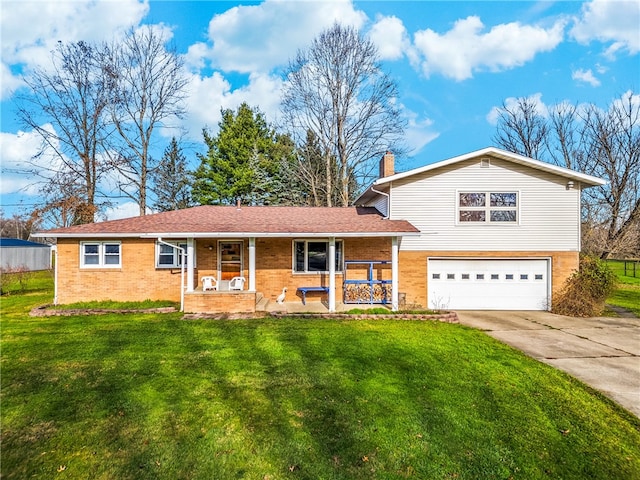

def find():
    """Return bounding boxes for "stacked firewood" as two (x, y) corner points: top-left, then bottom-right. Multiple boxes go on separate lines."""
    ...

(344, 284), (391, 303)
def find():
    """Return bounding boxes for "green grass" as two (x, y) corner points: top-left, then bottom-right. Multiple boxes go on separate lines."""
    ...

(606, 260), (640, 316)
(49, 299), (179, 310)
(2, 277), (640, 479)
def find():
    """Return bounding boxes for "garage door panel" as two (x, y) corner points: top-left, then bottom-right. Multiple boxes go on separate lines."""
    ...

(428, 259), (549, 310)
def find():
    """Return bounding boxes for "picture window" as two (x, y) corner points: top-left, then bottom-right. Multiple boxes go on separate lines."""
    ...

(293, 240), (343, 273)
(458, 191), (518, 223)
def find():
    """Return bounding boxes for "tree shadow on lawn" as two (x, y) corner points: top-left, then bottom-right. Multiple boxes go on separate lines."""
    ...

(2, 316), (639, 479)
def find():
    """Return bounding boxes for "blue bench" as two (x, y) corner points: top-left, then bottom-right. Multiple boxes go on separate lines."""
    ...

(297, 286), (330, 305)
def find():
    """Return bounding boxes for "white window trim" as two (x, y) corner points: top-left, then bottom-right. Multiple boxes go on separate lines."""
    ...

(456, 190), (520, 225)
(80, 241), (121, 268)
(156, 240), (190, 268)
(292, 239), (344, 274)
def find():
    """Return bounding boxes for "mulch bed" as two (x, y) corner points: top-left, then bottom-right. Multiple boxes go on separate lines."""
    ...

(30, 305), (177, 317)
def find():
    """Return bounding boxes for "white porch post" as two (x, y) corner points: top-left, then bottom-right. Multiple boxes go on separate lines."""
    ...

(392, 236), (399, 311)
(249, 237), (256, 291)
(186, 238), (195, 292)
(329, 237), (336, 312)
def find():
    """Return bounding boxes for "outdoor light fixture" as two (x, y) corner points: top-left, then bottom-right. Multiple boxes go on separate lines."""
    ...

(566, 181), (575, 189)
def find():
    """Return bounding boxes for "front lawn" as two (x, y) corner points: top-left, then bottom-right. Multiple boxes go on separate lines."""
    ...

(2, 279), (639, 479)
(606, 260), (640, 316)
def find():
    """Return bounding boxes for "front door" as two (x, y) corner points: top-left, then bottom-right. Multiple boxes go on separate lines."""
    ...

(219, 241), (243, 281)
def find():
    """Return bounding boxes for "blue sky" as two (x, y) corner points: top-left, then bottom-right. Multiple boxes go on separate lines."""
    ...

(1, 0), (638, 220)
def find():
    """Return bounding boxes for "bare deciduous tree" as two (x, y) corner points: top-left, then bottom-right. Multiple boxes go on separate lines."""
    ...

(282, 23), (405, 207)
(16, 41), (112, 224)
(106, 27), (188, 215)
(492, 97), (548, 160)
(493, 91), (640, 258)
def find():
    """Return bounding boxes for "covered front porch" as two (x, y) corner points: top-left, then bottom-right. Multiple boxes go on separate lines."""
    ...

(171, 236), (402, 315)
(184, 289), (396, 315)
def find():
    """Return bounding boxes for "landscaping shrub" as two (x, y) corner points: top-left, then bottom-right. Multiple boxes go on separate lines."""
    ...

(552, 255), (617, 317)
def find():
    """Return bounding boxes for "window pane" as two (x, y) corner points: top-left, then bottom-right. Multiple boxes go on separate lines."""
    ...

(295, 242), (305, 272)
(335, 242), (343, 271)
(84, 244), (99, 254)
(490, 192), (517, 207)
(307, 242), (327, 271)
(490, 210), (517, 222)
(104, 255), (120, 265)
(460, 210), (486, 222)
(159, 254), (174, 265)
(104, 244), (120, 254)
(160, 244), (173, 254)
(459, 193), (485, 207)
(84, 254), (99, 265)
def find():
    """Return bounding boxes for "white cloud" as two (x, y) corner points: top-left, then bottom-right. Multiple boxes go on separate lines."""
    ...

(0, 0), (149, 99)
(0, 63), (24, 100)
(570, 0), (640, 56)
(486, 93), (549, 125)
(413, 16), (565, 80)
(0, 126), (67, 196)
(180, 71), (284, 141)
(195, 0), (366, 73)
(101, 201), (147, 221)
(572, 68), (601, 87)
(402, 110), (439, 155)
(369, 15), (413, 61)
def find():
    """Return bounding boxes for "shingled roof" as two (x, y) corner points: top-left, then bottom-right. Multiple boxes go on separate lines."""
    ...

(36, 206), (419, 238)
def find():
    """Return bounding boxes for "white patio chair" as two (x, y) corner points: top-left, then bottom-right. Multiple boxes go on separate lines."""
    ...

(229, 276), (246, 291)
(201, 276), (218, 291)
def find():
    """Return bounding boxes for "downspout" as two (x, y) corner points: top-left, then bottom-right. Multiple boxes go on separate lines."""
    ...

(370, 186), (390, 219)
(158, 238), (186, 312)
(52, 245), (58, 305)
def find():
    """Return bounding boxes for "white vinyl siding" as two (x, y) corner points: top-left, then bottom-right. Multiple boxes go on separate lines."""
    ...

(372, 194), (388, 217)
(389, 157), (582, 251)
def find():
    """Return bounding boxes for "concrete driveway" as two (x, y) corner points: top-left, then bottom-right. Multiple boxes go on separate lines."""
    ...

(455, 311), (640, 417)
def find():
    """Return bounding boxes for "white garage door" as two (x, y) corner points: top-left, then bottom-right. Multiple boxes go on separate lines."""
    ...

(427, 258), (550, 310)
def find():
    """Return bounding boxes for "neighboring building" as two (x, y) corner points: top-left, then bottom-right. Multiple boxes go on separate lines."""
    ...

(0, 238), (52, 271)
(33, 147), (605, 313)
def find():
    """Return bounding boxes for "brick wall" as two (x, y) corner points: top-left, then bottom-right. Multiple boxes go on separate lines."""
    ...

(184, 291), (255, 314)
(56, 237), (576, 311)
(56, 238), (184, 304)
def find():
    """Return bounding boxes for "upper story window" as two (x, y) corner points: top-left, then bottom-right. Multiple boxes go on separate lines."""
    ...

(458, 192), (518, 224)
(294, 240), (343, 273)
(81, 241), (121, 268)
(156, 241), (188, 268)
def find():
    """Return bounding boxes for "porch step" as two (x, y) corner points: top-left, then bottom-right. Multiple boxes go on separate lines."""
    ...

(256, 293), (270, 312)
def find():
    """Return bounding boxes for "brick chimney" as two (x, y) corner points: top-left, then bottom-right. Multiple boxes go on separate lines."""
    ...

(379, 151), (394, 178)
